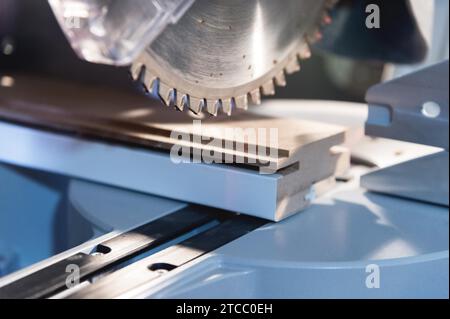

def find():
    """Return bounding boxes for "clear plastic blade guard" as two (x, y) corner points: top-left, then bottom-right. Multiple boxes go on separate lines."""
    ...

(48, 0), (194, 66)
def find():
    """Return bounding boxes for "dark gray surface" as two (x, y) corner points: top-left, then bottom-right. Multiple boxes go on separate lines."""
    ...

(366, 61), (449, 149)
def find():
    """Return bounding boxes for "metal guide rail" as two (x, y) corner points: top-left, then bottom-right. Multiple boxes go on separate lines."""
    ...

(0, 206), (266, 299)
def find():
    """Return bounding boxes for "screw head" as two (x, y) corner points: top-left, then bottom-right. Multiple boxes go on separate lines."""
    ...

(421, 101), (441, 118)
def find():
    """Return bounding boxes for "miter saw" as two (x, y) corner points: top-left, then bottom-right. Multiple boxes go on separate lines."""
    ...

(43, 0), (432, 113)
(0, 0), (448, 299)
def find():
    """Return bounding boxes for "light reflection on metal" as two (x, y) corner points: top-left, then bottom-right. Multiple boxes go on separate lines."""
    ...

(251, 3), (265, 78)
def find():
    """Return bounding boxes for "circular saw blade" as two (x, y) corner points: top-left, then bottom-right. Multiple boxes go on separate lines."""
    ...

(131, 0), (335, 115)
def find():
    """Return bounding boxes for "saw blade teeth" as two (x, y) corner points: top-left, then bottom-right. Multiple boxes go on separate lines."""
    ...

(222, 98), (233, 115)
(249, 88), (262, 105)
(206, 99), (219, 116)
(130, 63), (145, 81)
(261, 79), (276, 96)
(137, 67), (157, 93)
(298, 42), (312, 60)
(274, 71), (287, 87)
(199, 99), (207, 114)
(189, 97), (205, 114)
(167, 89), (177, 108)
(306, 29), (323, 44)
(206, 100), (219, 116)
(180, 94), (190, 111)
(175, 92), (186, 111)
(321, 12), (332, 26)
(314, 30), (323, 41)
(285, 58), (301, 74)
(235, 95), (248, 110)
(158, 82), (172, 106)
(149, 77), (160, 96)
(131, 0), (339, 116)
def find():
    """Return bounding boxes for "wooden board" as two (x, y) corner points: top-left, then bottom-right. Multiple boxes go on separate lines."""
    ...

(0, 74), (349, 220)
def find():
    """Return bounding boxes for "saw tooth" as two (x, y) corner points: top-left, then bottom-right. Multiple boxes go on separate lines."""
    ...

(167, 89), (177, 108)
(285, 58), (301, 74)
(222, 98), (234, 115)
(206, 99), (219, 116)
(189, 97), (205, 114)
(139, 69), (156, 91)
(314, 30), (323, 41)
(215, 100), (224, 115)
(298, 42), (312, 59)
(198, 99), (207, 114)
(175, 91), (184, 111)
(175, 94), (183, 108)
(321, 12), (332, 26)
(306, 30), (323, 43)
(180, 94), (190, 111)
(149, 77), (160, 96)
(130, 63), (144, 81)
(261, 79), (276, 96)
(249, 88), (261, 105)
(235, 95), (248, 110)
(158, 82), (172, 106)
(274, 71), (287, 87)
(131, 64), (153, 94)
